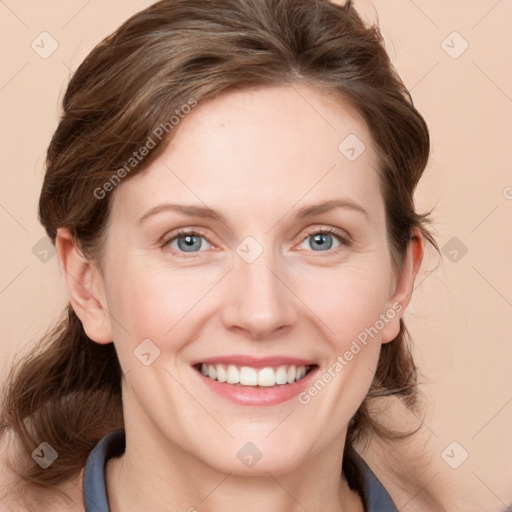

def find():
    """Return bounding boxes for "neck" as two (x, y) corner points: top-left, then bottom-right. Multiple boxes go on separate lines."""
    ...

(105, 427), (364, 512)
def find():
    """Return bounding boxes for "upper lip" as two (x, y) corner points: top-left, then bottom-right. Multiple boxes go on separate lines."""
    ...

(191, 355), (317, 369)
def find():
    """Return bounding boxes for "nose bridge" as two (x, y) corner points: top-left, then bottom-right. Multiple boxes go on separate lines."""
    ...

(222, 237), (297, 338)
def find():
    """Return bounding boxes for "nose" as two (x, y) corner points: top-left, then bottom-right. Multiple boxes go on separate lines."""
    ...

(221, 247), (299, 340)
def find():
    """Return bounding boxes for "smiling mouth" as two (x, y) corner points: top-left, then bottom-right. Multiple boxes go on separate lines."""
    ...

(193, 363), (317, 387)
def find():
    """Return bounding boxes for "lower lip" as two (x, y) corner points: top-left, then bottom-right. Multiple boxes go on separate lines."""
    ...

(193, 366), (318, 406)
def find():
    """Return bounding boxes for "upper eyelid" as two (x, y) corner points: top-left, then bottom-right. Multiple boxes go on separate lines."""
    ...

(301, 226), (352, 244)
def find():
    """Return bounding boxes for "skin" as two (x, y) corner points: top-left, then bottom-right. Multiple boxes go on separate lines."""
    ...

(56, 83), (423, 512)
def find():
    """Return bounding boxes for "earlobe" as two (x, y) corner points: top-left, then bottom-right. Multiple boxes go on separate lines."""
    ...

(55, 227), (113, 344)
(381, 228), (424, 344)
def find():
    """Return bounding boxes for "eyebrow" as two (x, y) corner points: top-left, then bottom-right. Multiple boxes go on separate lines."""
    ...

(137, 198), (369, 226)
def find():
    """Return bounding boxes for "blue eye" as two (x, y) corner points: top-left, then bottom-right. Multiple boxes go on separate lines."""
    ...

(165, 230), (209, 253)
(299, 229), (345, 252)
(162, 227), (350, 256)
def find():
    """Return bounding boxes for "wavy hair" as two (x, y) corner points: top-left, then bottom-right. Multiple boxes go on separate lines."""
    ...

(0, 0), (438, 505)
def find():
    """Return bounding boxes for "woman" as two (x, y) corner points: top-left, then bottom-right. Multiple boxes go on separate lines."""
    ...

(0, 0), (441, 510)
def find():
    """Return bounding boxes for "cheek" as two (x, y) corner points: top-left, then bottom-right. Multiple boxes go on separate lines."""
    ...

(295, 262), (392, 345)
(104, 245), (393, 369)
(105, 260), (224, 353)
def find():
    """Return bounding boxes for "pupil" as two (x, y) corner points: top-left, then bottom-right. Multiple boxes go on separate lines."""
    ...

(179, 234), (201, 252)
(312, 233), (332, 250)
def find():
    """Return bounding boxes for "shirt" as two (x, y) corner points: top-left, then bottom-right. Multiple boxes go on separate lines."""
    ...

(83, 429), (398, 511)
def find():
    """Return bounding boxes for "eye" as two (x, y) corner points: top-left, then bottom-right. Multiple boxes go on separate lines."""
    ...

(160, 227), (351, 256)
(162, 229), (211, 254)
(297, 227), (349, 253)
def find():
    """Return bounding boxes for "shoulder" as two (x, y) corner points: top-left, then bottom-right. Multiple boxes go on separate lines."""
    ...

(0, 432), (85, 512)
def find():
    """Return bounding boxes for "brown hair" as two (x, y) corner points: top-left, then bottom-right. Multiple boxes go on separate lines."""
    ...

(0, 0), (438, 503)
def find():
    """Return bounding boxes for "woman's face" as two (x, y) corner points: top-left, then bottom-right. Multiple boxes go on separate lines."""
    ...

(78, 84), (419, 475)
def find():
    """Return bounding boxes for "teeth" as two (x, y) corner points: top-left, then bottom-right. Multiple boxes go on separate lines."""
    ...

(240, 366), (258, 385)
(200, 363), (310, 386)
(216, 365), (227, 383)
(287, 366), (296, 384)
(275, 366), (288, 384)
(226, 364), (239, 384)
(258, 367), (276, 387)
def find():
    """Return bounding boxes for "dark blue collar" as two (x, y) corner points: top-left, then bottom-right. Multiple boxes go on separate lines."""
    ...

(83, 429), (397, 511)
(82, 430), (125, 512)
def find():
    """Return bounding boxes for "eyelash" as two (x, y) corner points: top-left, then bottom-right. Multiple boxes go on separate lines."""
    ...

(160, 227), (352, 257)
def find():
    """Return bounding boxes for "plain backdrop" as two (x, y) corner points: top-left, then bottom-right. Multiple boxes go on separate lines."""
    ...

(0, 0), (511, 509)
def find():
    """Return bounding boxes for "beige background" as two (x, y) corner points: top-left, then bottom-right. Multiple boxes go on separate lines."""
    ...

(1, 0), (511, 509)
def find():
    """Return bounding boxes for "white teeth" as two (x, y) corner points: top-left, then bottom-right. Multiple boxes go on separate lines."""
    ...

(226, 364), (239, 384)
(216, 365), (227, 383)
(287, 366), (296, 384)
(239, 366), (258, 385)
(275, 366), (288, 385)
(199, 363), (310, 386)
(257, 367), (276, 387)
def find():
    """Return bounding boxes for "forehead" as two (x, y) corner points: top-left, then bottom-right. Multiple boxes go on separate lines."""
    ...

(110, 84), (384, 227)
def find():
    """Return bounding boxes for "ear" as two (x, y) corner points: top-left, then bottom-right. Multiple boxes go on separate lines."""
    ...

(55, 227), (113, 344)
(381, 227), (423, 344)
